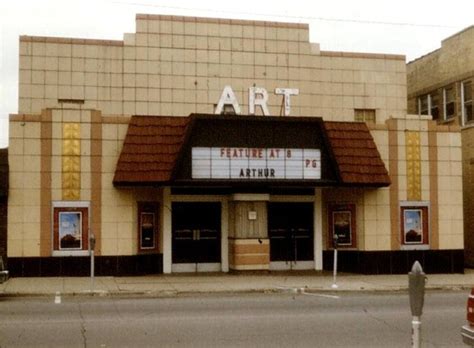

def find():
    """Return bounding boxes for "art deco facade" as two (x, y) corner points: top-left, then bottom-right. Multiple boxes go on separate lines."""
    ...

(7, 14), (464, 275)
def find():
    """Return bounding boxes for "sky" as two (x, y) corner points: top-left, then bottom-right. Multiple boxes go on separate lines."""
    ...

(1, 0), (473, 148)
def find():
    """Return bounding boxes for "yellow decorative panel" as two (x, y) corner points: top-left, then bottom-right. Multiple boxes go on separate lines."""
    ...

(62, 156), (80, 173)
(63, 189), (80, 200)
(405, 131), (421, 201)
(62, 123), (81, 200)
(63, 140), (81, 156)
(62, 172), (80, 189)
(63, 123), (80, 139)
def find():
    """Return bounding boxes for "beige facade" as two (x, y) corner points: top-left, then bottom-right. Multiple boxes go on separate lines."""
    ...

(7, 14), (464, 275)
(407, 25), (473, 266)
(19, 14), (407, 122)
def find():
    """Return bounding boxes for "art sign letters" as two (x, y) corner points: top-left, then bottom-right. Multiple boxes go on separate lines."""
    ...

(215, 85), (299, 116)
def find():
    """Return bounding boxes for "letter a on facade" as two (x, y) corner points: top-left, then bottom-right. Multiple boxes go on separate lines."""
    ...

(215, 86), (241, 115)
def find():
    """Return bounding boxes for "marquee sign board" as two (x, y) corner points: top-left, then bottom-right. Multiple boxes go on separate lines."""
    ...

(192, 147), (321, 180)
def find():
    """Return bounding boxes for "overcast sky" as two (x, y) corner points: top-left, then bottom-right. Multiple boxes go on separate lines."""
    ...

(1, 0), (473, 148)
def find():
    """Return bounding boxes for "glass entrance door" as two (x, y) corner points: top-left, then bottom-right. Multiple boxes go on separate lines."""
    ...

(268, 203), (314, 269)
(172, 202), (221, 266)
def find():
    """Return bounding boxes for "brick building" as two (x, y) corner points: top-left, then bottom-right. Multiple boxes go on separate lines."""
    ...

(407, 26), (474, 266)
(7, 14), (464, 276)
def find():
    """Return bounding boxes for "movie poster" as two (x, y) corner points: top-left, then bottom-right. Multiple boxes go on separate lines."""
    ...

(58, 212), (82, 250)
(332, 211), (352, 245)
(329, 204), (356, 248)
(403, 209), (423, 244)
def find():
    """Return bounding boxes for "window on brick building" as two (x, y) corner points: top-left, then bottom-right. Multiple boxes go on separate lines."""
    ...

(354, 109), (376, 123)
(443, 86), (455, 120)
(418, 93), (439, 120)
(430, 92), (439, 120)
(418, 95), (429, 115)
(462, 81), (473, 124)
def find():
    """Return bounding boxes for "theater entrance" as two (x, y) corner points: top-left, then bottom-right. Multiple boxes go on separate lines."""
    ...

(171, 202), (221, 272)
(268, 203), (314, 270)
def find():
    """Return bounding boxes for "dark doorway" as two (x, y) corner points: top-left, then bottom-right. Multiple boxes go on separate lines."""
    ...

(172, 202), (221, 264)
(268, 203), (314, 263)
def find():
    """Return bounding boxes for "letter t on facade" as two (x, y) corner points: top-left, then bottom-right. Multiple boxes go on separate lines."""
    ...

(275, 88), (299, 116)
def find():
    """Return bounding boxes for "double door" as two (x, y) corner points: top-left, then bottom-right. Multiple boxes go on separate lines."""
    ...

(172, 202), (221, 267)
(268, 203), (314, 268)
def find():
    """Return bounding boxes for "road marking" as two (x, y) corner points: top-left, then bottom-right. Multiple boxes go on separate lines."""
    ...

(275, 286), (340, 299)
(302, 292), (340, 299)
(54, 291), (61, 304)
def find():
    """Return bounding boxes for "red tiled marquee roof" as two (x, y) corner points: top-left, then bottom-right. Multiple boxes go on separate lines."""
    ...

(113, 115), (390, 187)
(323, 121), (391, 186)
(113, 116), (189, 185)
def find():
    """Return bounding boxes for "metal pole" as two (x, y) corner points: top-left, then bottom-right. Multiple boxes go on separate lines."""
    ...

(332, 248), (338, 289)
(90, 233), (95, 293)
(412, 315), (421, 348)
(90, 248), (94, 292)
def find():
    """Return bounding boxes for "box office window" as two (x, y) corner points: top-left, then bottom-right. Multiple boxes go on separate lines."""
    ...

(328, 204), (356, 248)
(400, 205), (429, 246)
(53, 203), (89, 255)
(138, 202), (159, 252)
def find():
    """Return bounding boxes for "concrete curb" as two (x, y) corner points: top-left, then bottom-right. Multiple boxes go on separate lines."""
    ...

(0, 284), (471, 298)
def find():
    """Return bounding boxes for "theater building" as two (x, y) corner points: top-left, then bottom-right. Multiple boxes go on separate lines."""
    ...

(7, 14), (464, 276)
(407, 25), (474, 266)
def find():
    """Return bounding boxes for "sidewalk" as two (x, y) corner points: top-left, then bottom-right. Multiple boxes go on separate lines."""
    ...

(1, 270), (474, 297)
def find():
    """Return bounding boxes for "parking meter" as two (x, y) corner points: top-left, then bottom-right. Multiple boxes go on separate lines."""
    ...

(333, 234), (338, 249)
(408, 261), (426, 317)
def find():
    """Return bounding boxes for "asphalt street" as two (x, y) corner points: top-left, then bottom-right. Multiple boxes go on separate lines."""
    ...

(0, 290), (467, 347)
